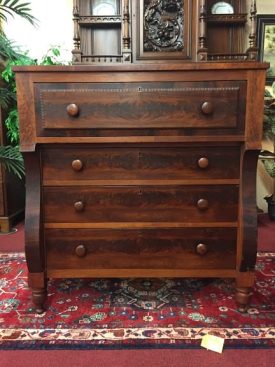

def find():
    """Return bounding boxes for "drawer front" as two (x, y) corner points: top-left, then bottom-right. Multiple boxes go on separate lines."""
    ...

(43, 185), (238, 223)
(36, 81), (245, 134)
(42, 146), (240, 182)
(46, 228), (237, 270)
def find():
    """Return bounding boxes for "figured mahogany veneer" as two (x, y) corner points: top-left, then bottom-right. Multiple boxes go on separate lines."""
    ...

(42, 146), (240, 182)
(46, 228), (237, 271)
(43, 185), (239, 223)
(37, 81), (244, 131)
(14, 63), (267, 313)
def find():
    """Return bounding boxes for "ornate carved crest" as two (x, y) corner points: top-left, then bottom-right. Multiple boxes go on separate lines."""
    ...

(144, 0), (184, 52)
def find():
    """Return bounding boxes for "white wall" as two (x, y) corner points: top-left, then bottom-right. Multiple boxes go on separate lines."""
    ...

(4, 0), (73, 63)
(257, 0), (275, 13)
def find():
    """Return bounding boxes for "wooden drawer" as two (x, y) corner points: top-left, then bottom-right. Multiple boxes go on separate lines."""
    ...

(46, 228), (237, 270)
(42, 146), (240, 183)
(35, 81), (245, 135)
(43, 185), (238, 223)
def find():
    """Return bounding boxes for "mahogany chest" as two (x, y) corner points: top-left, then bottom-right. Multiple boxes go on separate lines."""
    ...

(14, 63), (267, 312)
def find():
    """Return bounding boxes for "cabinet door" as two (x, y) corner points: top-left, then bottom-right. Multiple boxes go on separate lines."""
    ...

(77, 0), (123, 62)
(133, 0), (196, 62)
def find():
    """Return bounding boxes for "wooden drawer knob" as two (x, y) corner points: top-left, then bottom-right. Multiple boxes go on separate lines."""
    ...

(67, 103), (79, 117)
(197, 157), (209, 169)
(201, 101), (214, 115)
(72, 159), (83, 171)
(74, 201), (84, 212)
(75, 245), (87, 257)
(196, 243), (208, 256)
(197, 198), (209, 210)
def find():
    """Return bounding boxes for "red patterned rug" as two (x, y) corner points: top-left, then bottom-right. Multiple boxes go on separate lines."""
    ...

(0, 252), (274, 350)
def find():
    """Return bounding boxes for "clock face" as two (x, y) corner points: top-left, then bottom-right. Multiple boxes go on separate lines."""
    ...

(211, 1), (234, 15)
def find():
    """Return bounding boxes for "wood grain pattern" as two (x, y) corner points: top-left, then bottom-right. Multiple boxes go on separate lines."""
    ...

(37, 82), (243, 131)
(43, 185), (238, 223)
(23, 151), (44, 273)
(12, 62), (269, 72)
(47, 268), (237, 278)
(239, 149), (259, 271)
(43, 179), (240, 186)
(42, 146), (240, 182)
(44, 222), (238, 229)
(46, 227), (237, 270)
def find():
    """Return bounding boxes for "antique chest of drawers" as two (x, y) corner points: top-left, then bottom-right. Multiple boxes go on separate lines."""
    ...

(14, 63), (267, 312)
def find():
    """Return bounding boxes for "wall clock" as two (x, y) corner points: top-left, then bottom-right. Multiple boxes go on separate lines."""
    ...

(211, 2), (234, 15)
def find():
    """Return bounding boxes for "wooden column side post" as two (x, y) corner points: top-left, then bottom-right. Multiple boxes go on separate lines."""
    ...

(238, 68), (267, 271)
(245, 69), (267, 150)
(14, 73), (37, 152)
(197, 0), (207, 61)
(23, 149), (46, 313)
(122, 0), (132, 63)
(246, 0), (258, 60)
(235, 147), (259, 312)
(235, 66), (268, 310)
(239, 148), (260, 272)
(72, 0), (82, 63)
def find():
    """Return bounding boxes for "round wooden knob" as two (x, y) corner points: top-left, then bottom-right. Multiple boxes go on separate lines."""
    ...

(197, 157), (209, 169)
(75, 245), (87, 257)
(196, 243), (208, 256)
(74, 201), (84, 212)
(72, 159), (83, 171)
(67, 103), (79, 117)
(197, 198), (209, 210)
(201, 101), (214, 115)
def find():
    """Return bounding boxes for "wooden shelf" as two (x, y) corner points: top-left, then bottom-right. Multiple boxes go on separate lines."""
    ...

(207, 14), (247, 24)
(207, 53), (247, 61)
(80, 55), (123, 63)
(79, 15), (122, 25)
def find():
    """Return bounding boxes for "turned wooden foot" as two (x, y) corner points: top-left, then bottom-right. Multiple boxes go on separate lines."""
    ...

(32, 287), (47, 314)
(235, 287), (253, 312)
(28, 272), (47, 313)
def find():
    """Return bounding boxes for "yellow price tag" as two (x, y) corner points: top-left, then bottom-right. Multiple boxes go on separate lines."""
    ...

(201, 334), (225, 354)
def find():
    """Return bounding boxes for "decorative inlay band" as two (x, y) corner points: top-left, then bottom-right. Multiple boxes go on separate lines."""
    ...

(40, 86), (239, 95)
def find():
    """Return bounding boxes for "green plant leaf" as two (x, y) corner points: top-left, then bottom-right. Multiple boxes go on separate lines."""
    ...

(52, 48), (60, 57)
(0, 32), (21, 61)
(0, 145), (24, 179)
(4, 108), (19, 144)
(0, 0), (38, 26)
(262, 159), (275, 178)
(0, 87), (15, 108)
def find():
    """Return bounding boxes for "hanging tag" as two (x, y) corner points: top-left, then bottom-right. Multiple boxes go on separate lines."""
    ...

(201, 334), (225, 354)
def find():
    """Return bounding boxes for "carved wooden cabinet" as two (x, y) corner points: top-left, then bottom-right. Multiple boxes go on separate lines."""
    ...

(72, 0), (258, 64)
(14, 62), (267, 312)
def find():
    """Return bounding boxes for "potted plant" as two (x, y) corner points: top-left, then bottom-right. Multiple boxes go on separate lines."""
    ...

(0, 1), (37, 231)
(0, 1), (36, 177)
(260, 86), (275, 220)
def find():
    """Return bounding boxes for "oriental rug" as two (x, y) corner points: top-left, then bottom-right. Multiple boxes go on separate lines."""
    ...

(0, 252), (274, 350)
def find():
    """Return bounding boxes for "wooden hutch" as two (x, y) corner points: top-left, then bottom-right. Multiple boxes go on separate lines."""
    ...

(72, 0), (258, 63)
(14, 0), (268, 313)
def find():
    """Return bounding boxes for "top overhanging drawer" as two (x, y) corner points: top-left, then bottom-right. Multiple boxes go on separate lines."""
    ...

(34, 81), (246, 136)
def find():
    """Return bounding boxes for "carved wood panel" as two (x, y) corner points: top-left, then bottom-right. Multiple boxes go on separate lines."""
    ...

(144, 0), (184, 52)
(133, 0), (193, 61)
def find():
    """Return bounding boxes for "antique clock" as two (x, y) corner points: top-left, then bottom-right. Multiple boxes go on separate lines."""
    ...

(211, 2), (234, 14)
